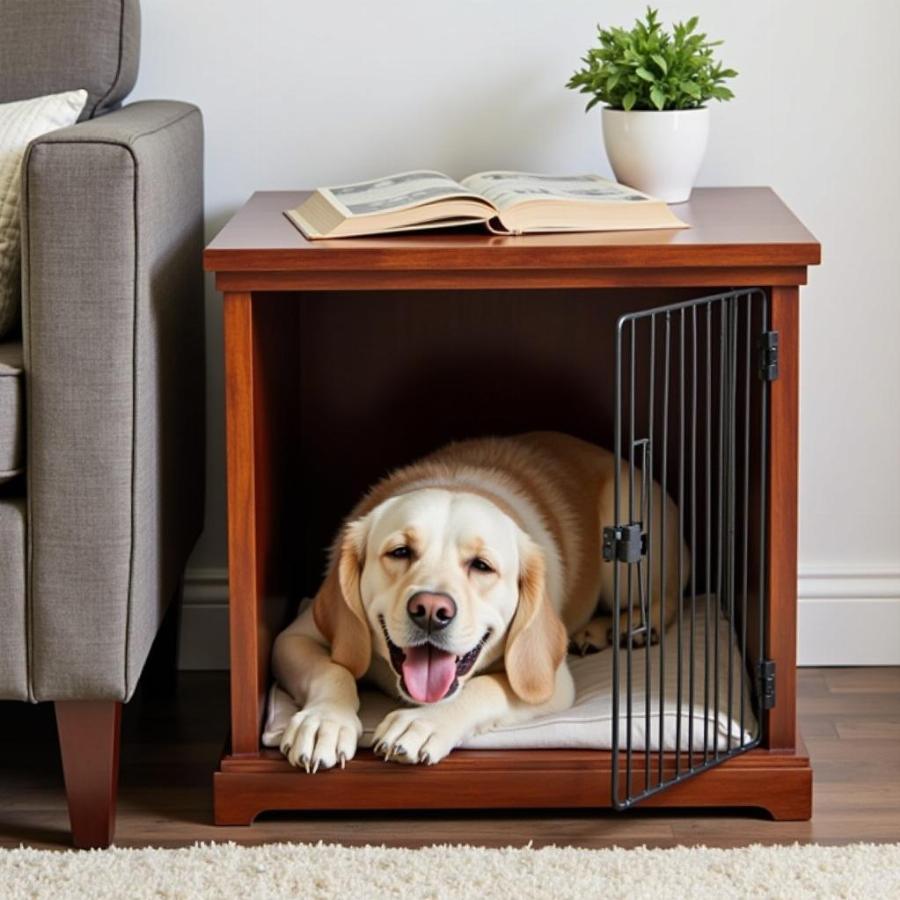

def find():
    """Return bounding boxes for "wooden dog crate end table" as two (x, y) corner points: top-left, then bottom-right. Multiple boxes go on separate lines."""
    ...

(205, 187), (819, 824)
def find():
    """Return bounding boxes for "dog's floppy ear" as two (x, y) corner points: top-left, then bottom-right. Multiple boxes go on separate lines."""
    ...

(312, 517), (372, 678)
(504, 534), (567, 704)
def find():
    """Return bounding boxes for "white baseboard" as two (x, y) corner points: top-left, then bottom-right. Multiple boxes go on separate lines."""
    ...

(179, 567), (230, 670)
(797, 565), (900, 666)
(178, 565), (900, 670)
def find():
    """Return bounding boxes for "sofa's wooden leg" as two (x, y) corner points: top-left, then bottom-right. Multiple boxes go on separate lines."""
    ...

(55, 700), (122, 849)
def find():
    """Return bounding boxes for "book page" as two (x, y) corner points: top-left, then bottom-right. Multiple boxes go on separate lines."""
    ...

(461, 171), (651, 211)
(321, 170), (490, 218)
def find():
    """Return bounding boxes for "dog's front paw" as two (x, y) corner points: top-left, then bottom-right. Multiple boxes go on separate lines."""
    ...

(280, 705), (362, 773)
(372, 708), (463, 766)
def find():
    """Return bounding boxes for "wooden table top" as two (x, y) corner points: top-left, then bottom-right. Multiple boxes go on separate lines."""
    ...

(204, 187), (820, 274)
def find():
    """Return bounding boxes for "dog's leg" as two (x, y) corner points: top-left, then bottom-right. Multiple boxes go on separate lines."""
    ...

(272, 608), (363, 772)
(596, 466), (689, 651)
(372, 663), (575, 765)
(601, 555), (687, 649)
(569, 615), (614, 655)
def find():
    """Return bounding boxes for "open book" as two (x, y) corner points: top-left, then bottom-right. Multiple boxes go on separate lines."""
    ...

(285, 170), (688, 239)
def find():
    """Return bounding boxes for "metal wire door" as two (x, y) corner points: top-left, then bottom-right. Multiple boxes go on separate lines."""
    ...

(608, 288), (775, 810)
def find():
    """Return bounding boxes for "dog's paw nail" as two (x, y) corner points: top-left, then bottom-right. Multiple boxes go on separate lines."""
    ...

(311, 758), (320, 775)
(338, 752), (347, 770)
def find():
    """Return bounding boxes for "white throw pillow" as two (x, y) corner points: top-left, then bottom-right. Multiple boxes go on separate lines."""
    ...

(0, 89), (87, 338)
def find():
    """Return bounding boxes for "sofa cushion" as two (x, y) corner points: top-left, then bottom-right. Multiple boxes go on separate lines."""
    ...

(0, 0), (140, 120)
(0, 497), (27, 700)
(0, 341), (24, 482)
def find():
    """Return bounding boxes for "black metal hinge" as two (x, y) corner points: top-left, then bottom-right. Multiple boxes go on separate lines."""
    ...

(602, 523), (646, 564)
(758, 331), (779, 381)
(757, 659), (776, 709)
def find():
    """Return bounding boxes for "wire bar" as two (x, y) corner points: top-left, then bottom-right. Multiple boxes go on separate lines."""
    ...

(688, 306), (698, 768)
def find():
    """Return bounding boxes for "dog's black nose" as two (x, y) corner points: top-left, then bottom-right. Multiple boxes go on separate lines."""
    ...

(406, 591), (457, 631)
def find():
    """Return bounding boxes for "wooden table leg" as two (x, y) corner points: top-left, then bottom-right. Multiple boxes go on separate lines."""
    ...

(766, 285), (800, 751)
(223, 291), (270, 756)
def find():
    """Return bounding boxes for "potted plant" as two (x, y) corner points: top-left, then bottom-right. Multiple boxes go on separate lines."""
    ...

(567, 7), (737, 203)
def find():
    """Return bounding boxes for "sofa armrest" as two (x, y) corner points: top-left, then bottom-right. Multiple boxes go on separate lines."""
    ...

(21, 101), (205, 701)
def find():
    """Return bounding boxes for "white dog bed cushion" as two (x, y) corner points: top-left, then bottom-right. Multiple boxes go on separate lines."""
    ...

(263, 597), (757, 753)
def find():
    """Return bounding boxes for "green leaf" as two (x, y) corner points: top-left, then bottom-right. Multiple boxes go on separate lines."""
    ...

(651, 53), (668, 74)
(566, 10), (735, 112)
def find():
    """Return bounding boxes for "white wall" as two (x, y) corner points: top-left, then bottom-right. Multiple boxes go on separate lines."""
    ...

(130, 0), (900, 667)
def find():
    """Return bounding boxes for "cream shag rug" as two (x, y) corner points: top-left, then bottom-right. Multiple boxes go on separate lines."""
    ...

(2, 842), (899, 900)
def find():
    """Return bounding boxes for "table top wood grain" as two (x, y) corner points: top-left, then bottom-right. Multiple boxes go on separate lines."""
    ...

(204, 187), (820, 274)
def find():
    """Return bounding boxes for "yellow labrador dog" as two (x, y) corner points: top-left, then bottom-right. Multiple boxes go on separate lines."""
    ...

(273, 432), (687, 772)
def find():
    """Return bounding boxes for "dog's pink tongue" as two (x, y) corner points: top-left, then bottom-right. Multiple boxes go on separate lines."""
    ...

(401, 645), (456, 703)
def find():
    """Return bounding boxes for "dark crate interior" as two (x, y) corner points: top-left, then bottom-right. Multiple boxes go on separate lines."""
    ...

(251, 287), (768, 682)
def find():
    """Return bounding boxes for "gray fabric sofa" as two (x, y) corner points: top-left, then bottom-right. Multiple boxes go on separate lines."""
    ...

(0, 0), (204, 847)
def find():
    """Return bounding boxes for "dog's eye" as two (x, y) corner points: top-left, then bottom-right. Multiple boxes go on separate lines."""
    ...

(386, 546), (412, 560)
(470, 557), (494, 574)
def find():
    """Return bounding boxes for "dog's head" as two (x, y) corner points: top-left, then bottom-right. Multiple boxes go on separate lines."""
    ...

(313, 488), (567, 705)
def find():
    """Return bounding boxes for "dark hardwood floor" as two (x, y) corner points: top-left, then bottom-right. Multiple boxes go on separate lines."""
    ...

(1, 668), (898, 850)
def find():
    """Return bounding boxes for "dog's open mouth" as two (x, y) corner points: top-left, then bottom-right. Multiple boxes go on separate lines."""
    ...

(379, 616), (491, 704)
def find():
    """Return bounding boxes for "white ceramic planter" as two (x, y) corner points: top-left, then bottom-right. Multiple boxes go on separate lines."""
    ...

(601, 107), (709, 203)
